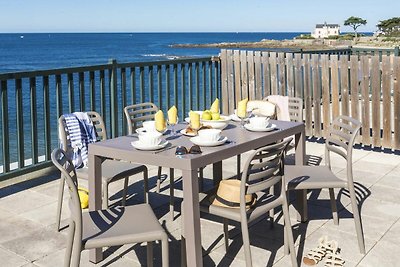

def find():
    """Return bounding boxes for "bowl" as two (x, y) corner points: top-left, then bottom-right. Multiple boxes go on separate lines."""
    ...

(200, 115), (231, 130)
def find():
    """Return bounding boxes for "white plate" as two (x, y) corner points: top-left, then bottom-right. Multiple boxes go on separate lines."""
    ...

(136, 127), (168, 135)
(244, 123), (277, 132)
(180, 128), (196, 137)
(131, 140), (169, 151)
(190, 136), (228, 147)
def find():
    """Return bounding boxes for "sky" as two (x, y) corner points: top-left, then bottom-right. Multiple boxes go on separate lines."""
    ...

(0, 0), (398, 33)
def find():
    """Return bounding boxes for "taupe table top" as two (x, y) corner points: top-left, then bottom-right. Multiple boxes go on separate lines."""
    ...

(88, 120), (305, 266)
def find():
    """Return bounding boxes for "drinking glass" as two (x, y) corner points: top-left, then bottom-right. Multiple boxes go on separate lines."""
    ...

(238, 110), (251, 129)
(168, 117), (178, 136)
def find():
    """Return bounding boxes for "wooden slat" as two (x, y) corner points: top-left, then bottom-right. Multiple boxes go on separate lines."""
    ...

(270, 52), (278, 95)
(360, 56), (371, 145)
(254, 51), (262, 99)
(331, 55), (340, 119)
(286, 54), (294, 97)
(240, 50), (249, 100)
(394, 57), (400, 149)
(226, 50), (235, 113)
(220, 50), (229, 114)
(350, 55), (360, 122)
(278, 53), (286, 95)
(304, 55), (311, 134)
(294, 53), (302, 98)
(233, 50), (241, 101)
(312, 54), (321, 136)
(381, 55), (392, 148)
(340, 56), (349, 116)
(261, 51), (270, 97)
(247, 51), (256, 100)
(370, 55), (381, 147)
(321, 54), (330, 135)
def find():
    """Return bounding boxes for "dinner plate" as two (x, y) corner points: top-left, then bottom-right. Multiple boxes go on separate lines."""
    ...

(131, 140), (169, 151)
(136, 127), (168, 135)
(244, 123), (277, 132)
(190, 136), (228, 147)
(180, 128), (196, 137)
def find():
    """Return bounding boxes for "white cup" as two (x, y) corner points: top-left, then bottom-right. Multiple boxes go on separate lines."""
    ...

(249, 117), (269, 129)
(142, 121), (156, 132)
(138, 131), (162, 146)
(198, 129), (221, 142)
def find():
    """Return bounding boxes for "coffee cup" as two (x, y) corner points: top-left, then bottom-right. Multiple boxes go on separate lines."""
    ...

(142, 121), (156, 132)
(138, 131), (162, 146)
(249, 117), (269, 129)
(198, 129), (221, 142)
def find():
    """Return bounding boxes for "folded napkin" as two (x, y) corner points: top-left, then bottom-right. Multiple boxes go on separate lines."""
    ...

(237, 98), (249, 118)
(155, 110), (166, 131)
(247, 100), (276, 118)
(189, 111), (201, 129)
(167, 105), (178, 124)
(210, 98), (219, 113)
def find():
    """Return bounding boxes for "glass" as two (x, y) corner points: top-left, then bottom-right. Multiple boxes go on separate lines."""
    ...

(167, 117), (178, 136)
(238, 110), (252, 129)
(175, 145), (202, 155)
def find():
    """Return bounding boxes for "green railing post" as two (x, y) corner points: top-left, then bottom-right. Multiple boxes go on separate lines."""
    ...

(394, 46), (400, 56)
(109, 59), (118, 138)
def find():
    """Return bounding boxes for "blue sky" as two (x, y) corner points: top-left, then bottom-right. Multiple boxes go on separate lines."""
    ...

(0, 0), (398, 33)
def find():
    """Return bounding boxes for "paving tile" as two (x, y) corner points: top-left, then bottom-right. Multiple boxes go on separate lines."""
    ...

(0, 189), (55, 215)
(358, 197), (400, 220)
(0, 211), (43, 244)
(0, 247), (30, 267)
(352, 160), (395, 176)
(368, 184), (400, 204)
(19, 202), (69, 227)
(360, 151), (400, 166)
(376, 173), (400, 189)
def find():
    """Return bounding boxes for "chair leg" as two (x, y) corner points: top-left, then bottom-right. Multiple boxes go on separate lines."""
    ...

(56, 175), (65, 232)
(169, 168), (175, 220)
(269, 186), (275, 228)
(103, 182), (109, 210)
(71, 221), (82, 267)
(282, 198), (298, 267)
(349, 186), (366, 254)
(237, 154), (241, 178)
(144, 168), (149, 203)
(64, 220), (75, 267)
(156, 166), (162, 193)
(223, 218), (229, 252)
(329, 188), (339, 225)
(121, 177), (129, 207)
(199, 168), (204, 192)
(161, 234), (169, 267)
(240, 220), (253, 267)
(147, 241), (154, 267)
(181, 235), (187, 267)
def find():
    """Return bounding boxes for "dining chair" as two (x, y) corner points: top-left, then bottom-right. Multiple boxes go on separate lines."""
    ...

(56, 111), (148, 231)
(181, 138), (298, 267)
(51, 149), (169, 267)
(286, 115), (365, 254)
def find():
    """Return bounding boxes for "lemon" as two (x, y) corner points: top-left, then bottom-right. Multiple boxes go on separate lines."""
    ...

(202, 111), (212, 120)
(211, 112), (220, 120)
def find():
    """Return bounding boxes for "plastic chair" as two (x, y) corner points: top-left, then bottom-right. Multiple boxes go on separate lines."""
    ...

(51, 149), (168, 267)
(56, 111), (148, 231)
(286, 115), (365, 254)
(182, 138), (298, 267)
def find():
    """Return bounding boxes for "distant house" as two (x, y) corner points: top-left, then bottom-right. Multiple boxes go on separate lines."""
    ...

(311, 22), (340, 38)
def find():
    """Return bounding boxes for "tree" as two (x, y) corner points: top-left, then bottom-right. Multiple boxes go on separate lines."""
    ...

(377, 17), (400, 36)
(344, 16), (367, 39)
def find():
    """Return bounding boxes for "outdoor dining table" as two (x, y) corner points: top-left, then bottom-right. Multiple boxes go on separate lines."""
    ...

(87, 119), (305, 266)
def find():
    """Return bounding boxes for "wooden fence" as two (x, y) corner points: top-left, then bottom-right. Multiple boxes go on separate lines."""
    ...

(220, 49), (400, 150)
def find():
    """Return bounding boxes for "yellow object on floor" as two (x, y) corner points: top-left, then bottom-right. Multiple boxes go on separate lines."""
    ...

(78, 187), (89, 209)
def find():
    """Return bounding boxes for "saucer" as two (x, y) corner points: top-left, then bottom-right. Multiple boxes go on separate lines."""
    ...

(190, 136), (228, 147)
(136, 127), (167, 135)
(131, 140), (169, 151)
(244, 123), (277, 132)
(180, 128), (196, 137)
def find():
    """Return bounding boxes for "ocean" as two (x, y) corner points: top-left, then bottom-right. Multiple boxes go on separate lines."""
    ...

(0, 32), (305, 73)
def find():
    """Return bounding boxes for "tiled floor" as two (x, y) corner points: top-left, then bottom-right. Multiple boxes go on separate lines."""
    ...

(0, 140), (399, 266)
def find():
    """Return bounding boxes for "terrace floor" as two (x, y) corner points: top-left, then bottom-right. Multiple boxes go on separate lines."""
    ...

(0, 140), (399, 267)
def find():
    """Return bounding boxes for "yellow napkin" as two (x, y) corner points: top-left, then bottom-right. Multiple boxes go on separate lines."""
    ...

(189, 111), (201, 129)
(210, 98), (219, 113)
(237, 98), (249, 118)
(155, 110), (166, 131)
(167, 105), (178, 124)
(78, 187), (89, 209)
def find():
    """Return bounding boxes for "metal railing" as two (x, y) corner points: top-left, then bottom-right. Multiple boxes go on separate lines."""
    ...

(0, 57), (221, 181)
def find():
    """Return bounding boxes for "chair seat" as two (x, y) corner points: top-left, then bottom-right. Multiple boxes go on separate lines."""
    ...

(199, 190), (282, 223)
(286, 165), (347, 190)
(76, 159), (146, 183)
(82, 204), (166, 249)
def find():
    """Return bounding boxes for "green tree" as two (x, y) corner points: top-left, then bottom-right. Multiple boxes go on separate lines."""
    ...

(377, 17), (400, 36)
(344, 16), (367, 39)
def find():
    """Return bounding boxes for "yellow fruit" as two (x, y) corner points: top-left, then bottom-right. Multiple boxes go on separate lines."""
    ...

(211, 112), (220, 120)
(202, 111), (212, 120)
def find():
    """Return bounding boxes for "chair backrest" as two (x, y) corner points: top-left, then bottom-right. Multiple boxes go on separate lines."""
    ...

(325, 115), (361, 180)
(240, 138), (292, 210)
(288, 97), (303, 122)
(124, 102), (159, 135)
(51, 148), (82, 225)
(58, 111), (107, 152)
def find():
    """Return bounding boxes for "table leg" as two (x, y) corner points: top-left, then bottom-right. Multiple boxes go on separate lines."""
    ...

(182, 169), (203, 267)
(295, 128), (308, 222)
(213, 161), (223, 185)
(88, 153), (103, 263)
